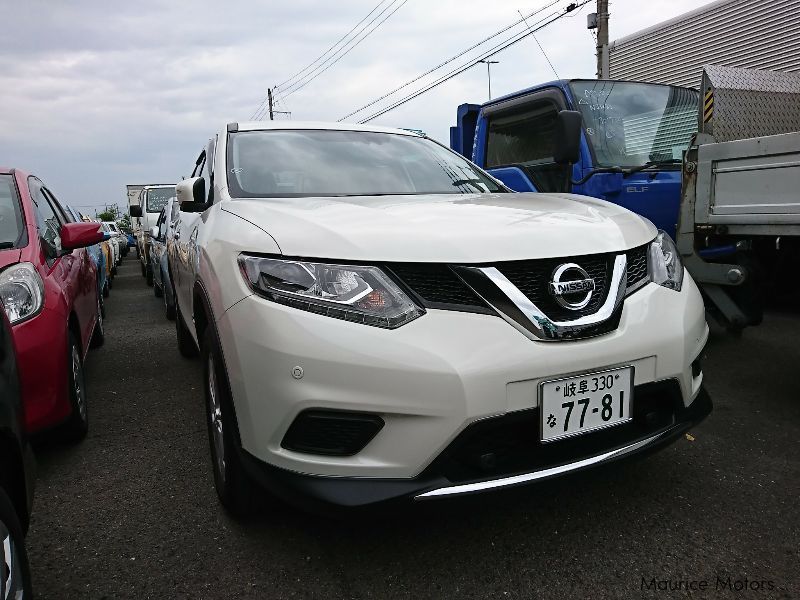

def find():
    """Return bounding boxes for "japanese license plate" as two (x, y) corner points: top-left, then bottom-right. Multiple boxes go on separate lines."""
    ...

(540, 367), (633, 443)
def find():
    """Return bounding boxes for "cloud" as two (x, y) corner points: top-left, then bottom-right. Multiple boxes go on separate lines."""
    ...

(0, 0), (700, 210)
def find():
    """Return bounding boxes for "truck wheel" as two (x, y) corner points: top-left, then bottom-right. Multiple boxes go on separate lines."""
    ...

(154, 279), (163, 298)
(140, 261), (146, 278)
(0, 488), (33, 600)
(176, 306), (199, 358)
(146, 265), (153, 287)
(60, 333), (89, 442)
(203, 327), (257, 517)
(103, 279), (110, 298)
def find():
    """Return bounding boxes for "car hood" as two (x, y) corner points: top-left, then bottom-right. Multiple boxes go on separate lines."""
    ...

(221, 193), (657, 263)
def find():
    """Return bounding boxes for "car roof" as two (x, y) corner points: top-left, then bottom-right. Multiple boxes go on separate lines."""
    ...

(232, 121), (421, 137)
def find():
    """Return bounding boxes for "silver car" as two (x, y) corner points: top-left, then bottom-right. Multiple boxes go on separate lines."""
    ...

(149, 198), (177, 320)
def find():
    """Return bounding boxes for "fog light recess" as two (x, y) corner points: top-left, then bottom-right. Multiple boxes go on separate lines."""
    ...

(281, 410), (385, 456)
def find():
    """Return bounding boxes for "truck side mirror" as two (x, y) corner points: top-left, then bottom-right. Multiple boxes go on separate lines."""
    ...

(554, 110), (582, 165)
(176, 177), (207, 212)
(129, 205), (142, 218)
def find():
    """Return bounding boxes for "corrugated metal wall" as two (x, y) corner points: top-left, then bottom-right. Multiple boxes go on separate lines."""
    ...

(609, 0), (800, 88)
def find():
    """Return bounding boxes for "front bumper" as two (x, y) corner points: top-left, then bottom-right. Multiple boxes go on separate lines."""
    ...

(218, 274), (708, 482)
(239, 383), (711, 509)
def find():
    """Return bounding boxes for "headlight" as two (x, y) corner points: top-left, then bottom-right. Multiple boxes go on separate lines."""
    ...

(0, 262), (45, 324)
(648, 230), (684, 291)
(239, 255), (423, 329)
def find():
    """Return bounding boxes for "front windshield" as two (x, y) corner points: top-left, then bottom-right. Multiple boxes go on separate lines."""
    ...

(569, 81), (699, 168)
(227, 129), (505, 198)
(146, 188), (175, 213)
(0, 174), (24, 248)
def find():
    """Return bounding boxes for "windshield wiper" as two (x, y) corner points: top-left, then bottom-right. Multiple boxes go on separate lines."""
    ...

(451, 178), (487, 192)
(623, 158), (682, 177)
(572, 158), (683, 185)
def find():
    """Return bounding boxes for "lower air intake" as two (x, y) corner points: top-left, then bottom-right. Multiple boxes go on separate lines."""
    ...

(281, 410), (385, 456)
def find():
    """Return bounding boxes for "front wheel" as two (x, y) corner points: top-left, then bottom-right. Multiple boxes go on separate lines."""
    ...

(203, 328), (257, 516)
(0, 488), (33, 600)
(145, 265), (153, 287)
(60, 333), (88, 442)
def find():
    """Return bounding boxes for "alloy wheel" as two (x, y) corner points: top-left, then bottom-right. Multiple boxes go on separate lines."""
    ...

(207, 355), (226, 483)
(1, 519), (25, 599)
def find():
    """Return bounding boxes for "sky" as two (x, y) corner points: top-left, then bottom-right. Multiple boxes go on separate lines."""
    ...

(0, 0), (701, 214)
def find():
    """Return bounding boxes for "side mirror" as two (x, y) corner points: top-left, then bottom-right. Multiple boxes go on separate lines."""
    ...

(61, 223), (104, 250)
(176, 177), (206, 212)
(554, 110), (582, 165)
(129, 205), (143, 218)
(149, 226), (160, 239)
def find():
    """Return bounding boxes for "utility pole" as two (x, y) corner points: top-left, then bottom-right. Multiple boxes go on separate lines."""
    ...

(596, 0), (609, 78)
(267, 88), (275, 121)
(478, 60), (500, 100)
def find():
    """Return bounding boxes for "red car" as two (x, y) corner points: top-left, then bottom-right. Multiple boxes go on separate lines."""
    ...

(0, 168), (105, 439)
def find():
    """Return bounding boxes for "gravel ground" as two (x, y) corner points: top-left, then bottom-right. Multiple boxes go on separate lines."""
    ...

(25, 257), (800, 599)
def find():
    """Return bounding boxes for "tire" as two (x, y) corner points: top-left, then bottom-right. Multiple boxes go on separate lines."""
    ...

(60, 333), (88, 442)
(176, 305), (199, 358)
(203, 327), (257, 516)
(153, 277), (163, 298)
(165, 287), (176, 321)
(90, 295), (105, 349)
(140, 261), (146, 277)
(0, 487), (33, 599)
(108, 276), (113, 290)
(145, 265), (153, 287)
(103, 280), (110, 298)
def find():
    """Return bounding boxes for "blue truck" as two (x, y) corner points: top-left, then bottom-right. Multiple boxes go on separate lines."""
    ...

(450, 79), (699, 239)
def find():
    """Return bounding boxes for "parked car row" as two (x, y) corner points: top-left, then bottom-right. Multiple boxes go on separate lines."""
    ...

(134, 122), (711, 517)
(0, 167), (121, 598)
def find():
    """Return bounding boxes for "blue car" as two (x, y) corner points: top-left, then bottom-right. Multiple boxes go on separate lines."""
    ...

(65, 206), (109, 309)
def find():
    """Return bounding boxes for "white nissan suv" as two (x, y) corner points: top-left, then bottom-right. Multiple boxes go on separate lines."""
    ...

(170, 121), (710, 515)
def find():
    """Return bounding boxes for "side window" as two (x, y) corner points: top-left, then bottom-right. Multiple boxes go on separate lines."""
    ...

(485, 101), (569, 192)
(28, 178), (63, 260)
(43, 188), (69, 223)
(191, 150), (206, 178)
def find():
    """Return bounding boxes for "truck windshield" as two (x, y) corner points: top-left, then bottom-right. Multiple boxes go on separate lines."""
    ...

(569, 81), (699, 168)
(227, 130), (505, 198)
(146, 188), (175, 213)
(0, 174), (24, 248)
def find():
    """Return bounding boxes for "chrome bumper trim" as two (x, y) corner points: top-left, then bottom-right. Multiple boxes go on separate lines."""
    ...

(415, 425), (682, 500)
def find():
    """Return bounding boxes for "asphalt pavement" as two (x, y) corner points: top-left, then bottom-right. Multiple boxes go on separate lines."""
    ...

(26, 256), (800, 599)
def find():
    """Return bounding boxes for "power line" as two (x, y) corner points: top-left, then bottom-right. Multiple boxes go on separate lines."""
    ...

(277, 0), (410, 99)
(338, 0), (563, 122)
(355, 1), (587, 124)
(276, 0), (393, 91)
(251, 0), (394, 119)
(518, 9), (560, 79)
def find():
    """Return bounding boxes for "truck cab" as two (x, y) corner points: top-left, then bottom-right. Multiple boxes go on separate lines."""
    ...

(451, 79), (699, 239)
